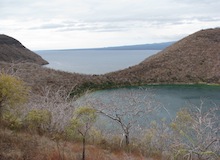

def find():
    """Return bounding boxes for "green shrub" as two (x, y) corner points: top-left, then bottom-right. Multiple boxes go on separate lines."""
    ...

(0, 73), (29, 117)
(68, 106), (97, 160)
(65, 124), (82, 141)
(2, 112), (23, 131)
(24, 109), (51, 134)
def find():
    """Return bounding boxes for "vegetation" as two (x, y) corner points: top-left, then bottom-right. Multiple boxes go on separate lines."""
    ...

(24, 109), (51, 134)
(92, 88), (159, 147)
(67, 106), (97, 160)
(0, 73), (29, 117)
(170, 107), (219, 160)
(0, 72), (219, 159)
(2, 111), (23, 131)
(106, 28), (220, 85)
(0, 63), (219, 160)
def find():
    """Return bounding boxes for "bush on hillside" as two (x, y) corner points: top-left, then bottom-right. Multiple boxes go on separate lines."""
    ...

(0, 73), (29, 117)
(24, 109), (51, 134)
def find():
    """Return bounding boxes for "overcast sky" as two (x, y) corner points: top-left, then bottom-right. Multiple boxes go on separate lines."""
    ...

(1, 0), (220, 50)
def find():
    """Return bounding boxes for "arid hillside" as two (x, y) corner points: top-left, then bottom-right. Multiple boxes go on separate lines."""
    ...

(107, 28), (220, 85)
(0, 34), (48, 65)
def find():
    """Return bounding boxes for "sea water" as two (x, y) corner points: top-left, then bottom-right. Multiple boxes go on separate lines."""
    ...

(36, 49), (160, 74)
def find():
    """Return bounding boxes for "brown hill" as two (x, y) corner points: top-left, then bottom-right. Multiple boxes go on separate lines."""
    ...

(0, 34), (48, 65)
(106, 28), (220, 84)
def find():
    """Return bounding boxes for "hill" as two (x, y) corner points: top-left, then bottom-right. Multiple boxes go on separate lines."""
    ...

(106, 28), (220, 84)
(0, 34), (48, 65)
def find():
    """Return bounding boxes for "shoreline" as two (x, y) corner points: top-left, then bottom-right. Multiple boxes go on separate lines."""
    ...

(72, 82), (220, 98)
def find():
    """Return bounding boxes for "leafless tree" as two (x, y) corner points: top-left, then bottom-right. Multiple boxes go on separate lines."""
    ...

(26, 85), (76, 132)
(74, 87), (160, 146)
(170, 100), (220, 160)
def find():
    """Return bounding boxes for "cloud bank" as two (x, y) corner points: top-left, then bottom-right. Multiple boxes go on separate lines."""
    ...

(1, 0), (220, 49)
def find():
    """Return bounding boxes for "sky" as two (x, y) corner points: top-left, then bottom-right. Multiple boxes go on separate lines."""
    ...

(1, 0), (220, 50)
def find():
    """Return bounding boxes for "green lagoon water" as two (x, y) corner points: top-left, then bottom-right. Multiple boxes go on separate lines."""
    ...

(74, 85), (220, 134)
(82, 84), (220, 114)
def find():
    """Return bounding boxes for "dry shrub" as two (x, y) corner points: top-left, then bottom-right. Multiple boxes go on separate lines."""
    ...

(86, 145), (109, 160)
(107, 135), (123, 152)
(0, 126), (158, 160)
(0, 128), (39, 160)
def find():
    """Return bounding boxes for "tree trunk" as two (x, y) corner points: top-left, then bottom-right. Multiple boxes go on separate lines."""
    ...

(82, 136), (86, 160)
(125, 134), (129, 146)
(0, 103), (3, 118)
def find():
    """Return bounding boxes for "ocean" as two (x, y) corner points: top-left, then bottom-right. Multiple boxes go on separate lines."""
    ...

(36, 49), (160, 74)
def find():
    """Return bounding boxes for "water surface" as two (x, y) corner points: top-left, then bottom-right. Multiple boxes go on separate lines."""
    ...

(36, 50), (159, 74)
(74, 85), (220, 134)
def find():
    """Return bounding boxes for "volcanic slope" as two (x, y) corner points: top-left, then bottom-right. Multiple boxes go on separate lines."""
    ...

(106, 28), (220, 85)
(0, 34), (48, 65)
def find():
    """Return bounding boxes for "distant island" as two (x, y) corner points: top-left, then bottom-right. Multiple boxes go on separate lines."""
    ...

(88, 41), (175, 50)
(37, 41), (174, 52)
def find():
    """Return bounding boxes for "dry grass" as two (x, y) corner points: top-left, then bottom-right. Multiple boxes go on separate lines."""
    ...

(0, 127), (160, 160)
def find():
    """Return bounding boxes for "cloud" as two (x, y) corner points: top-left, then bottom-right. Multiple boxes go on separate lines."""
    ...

(1, 0), (220, 49)
(26, 19), (130, 33)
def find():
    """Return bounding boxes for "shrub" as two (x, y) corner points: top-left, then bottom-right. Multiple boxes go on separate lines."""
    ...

(68, 106), (97, 160)
(2, 112), (23, 131)
(170, 107), (219, 160)
(0, 73), (29, 117)
(24, 109), (51, 134)
(88, 127), (104, 145)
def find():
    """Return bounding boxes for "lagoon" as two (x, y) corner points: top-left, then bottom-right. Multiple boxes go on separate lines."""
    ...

(74, 85), (220, 134)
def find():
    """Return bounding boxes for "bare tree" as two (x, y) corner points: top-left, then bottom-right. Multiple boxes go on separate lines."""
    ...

(170, 100), (220, 160)
(76, 87), (160, 146)
(26, 85), (75, 132)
